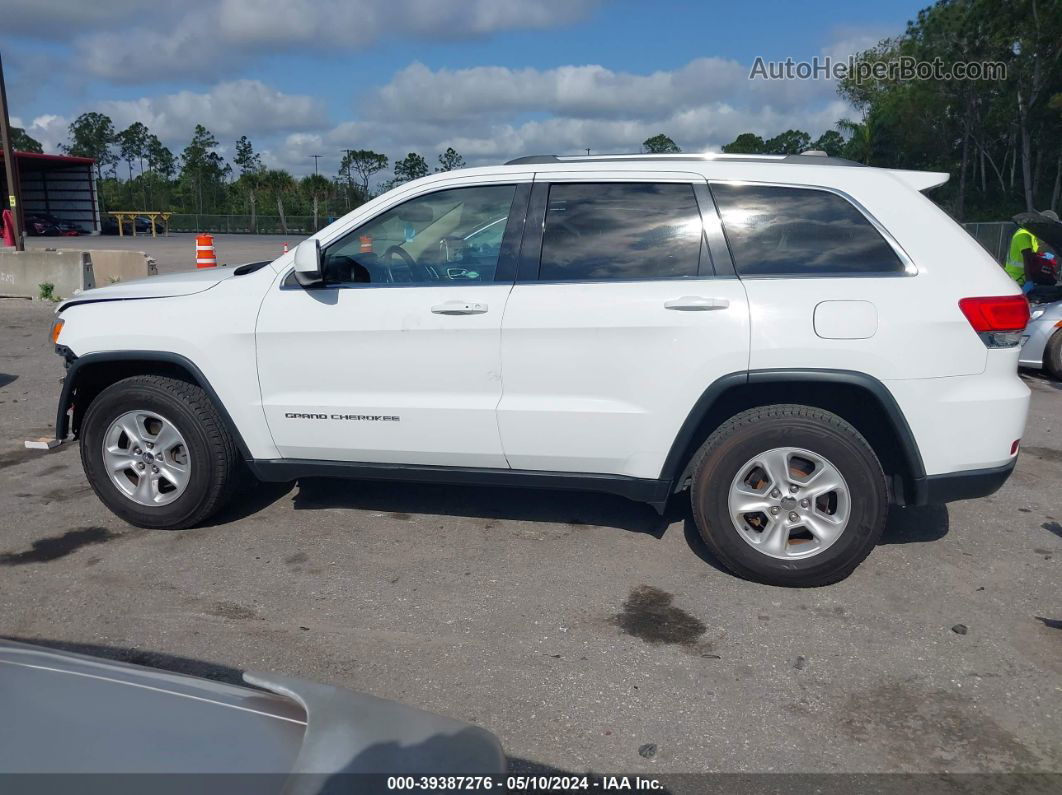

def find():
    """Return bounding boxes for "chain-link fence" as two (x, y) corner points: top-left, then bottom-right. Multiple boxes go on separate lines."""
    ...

(962, 221), (1017, 265)
(166, 214), (332, 235)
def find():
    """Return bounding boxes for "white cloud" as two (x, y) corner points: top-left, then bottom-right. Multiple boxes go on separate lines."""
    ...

(0, 0), (170, 38)
(16, 21), (879, 181)
(342, 44), (864, 170)
(96, 80), (328, 144)
(11, 114), (70, 153)
(74, 0), (601, 81)
(321, 98), (854, 168)
(370, 57), (845, 125)
(217, 0), (597, 45)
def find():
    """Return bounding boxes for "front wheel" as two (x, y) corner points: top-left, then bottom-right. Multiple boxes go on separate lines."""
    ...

(80, 375), (240, 529)
(690, 404), (887, 587)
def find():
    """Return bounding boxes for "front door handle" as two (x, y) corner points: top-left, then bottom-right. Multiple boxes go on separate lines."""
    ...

(664, 296), (730, 311)
(431, 300), (488, 315)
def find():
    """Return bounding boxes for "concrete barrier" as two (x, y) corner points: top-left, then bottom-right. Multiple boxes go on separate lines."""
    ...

(88, 250), (158, 284)
(0, 249), (95, 300)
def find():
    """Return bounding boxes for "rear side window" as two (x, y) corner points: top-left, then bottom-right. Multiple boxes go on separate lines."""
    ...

(539, 183), (703, 281)
(710, 183), (904, 276)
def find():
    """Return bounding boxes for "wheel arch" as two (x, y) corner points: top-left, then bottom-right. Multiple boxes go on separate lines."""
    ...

(662, 369), (928, 505)
(57, 350), (253, 461)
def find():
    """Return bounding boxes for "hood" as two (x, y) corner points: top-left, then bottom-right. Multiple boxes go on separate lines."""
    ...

(58, 265), (239, 310)
(1013, 212), (1062, 250)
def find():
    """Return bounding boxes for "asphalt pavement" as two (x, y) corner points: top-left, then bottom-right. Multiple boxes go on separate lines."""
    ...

(0, 297), (1059, 782)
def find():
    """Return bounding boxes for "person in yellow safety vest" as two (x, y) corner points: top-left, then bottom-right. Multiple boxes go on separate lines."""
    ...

(1006, 210), (1060, 285)
(1005, 225), (1039, 285)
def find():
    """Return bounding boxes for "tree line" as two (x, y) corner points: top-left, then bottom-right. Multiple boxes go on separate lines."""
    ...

(11, 113), (469, 233)
(835, 0), (1061, 219)
(645, 2), (1061, 220)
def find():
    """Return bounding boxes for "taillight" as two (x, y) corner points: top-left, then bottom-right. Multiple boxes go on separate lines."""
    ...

(958, 295), (1029, 348)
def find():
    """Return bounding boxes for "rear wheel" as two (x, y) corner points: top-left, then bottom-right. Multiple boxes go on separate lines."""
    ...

(690, 404), (887, 587)
(80, 375), (239, 529)
(1045, 328), (1062, 380)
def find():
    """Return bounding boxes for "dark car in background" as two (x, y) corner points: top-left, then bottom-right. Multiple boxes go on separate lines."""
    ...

(24, 212), (87, 236)
(101, 215), (153, 235)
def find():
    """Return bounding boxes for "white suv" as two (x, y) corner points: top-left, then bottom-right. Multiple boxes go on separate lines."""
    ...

(51, 152), (1031, 586)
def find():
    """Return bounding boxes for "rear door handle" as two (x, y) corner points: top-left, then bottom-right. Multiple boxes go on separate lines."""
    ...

(431, 300), (488, 315)
(664, 296), (730, 311)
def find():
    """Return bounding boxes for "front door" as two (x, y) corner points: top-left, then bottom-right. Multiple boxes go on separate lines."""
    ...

(256, 182), (529, 467)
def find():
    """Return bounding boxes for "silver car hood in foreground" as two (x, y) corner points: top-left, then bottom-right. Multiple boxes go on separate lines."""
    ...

(0, 639), (504, 785)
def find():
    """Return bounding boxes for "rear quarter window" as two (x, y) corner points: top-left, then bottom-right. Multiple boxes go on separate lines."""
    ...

(710, 183), (905, 276)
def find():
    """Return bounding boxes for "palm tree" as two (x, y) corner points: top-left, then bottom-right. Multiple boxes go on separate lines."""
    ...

(837, 117), (877, 165)
(300, 174), (332, 232)
(263, 169), (296, 234)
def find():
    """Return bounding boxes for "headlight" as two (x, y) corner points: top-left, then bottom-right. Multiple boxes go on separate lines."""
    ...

(50, 318), (64, 344)
(1030, 309), (1045, 320)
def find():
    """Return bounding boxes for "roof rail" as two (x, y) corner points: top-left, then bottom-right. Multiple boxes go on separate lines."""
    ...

(504, 152), (862, 167)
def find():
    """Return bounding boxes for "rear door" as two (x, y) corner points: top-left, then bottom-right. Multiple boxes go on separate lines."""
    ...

(497, 171), (750, 479)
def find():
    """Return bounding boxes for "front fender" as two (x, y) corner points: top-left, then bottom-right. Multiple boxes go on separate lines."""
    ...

(55, 350), (261, 462)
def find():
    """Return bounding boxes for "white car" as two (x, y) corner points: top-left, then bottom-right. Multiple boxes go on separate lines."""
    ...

(51, 152), (1030, 586)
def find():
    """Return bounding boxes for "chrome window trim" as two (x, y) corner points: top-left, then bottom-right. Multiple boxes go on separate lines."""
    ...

(708, 179), (918, 277)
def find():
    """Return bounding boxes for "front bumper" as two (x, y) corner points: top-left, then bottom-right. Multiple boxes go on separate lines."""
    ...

(912, 459), (1017, 504)
(53, 345), (78, 441)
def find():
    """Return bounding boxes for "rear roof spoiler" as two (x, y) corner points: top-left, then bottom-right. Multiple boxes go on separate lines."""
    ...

(887, 169), (949, 192)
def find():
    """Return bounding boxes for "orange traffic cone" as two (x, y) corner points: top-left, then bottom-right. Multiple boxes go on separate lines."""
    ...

(196, 234), (217, 268)
(282, 241), (289, 254)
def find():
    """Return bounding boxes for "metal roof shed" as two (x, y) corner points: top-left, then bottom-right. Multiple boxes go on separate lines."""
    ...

(0, 150), (100, 235)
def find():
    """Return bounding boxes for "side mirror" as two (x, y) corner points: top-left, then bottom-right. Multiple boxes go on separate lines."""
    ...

(293, 239), (323, 287)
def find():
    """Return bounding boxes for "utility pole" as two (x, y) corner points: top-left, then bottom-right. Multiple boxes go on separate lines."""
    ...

(0, 52), (25, 250)
(585, 148), (591, 156)
(310, 154), (321, 176)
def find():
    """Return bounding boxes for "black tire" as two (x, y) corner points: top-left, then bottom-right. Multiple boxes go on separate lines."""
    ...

(1045, 329), (1062, 381)
(80, 375), (239, 529)
(689, 404), (887, 587)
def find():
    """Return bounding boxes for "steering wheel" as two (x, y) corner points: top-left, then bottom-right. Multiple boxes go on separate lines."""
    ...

(382, 245), (416, 268)
(383, 244), (447, 282)
(380, 245), (420, 283)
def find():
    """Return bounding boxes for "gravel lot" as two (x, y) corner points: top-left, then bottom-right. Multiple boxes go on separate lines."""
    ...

(0, 296), (1059, 782)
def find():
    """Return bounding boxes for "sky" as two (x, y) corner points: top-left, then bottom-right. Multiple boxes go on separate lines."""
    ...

(1, 0), (930, 182)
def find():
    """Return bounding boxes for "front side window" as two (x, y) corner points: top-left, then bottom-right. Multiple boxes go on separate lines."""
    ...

(538, 183), (704, 281)
(322, 185), (517, 285)
(710, 183), (904, 276)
